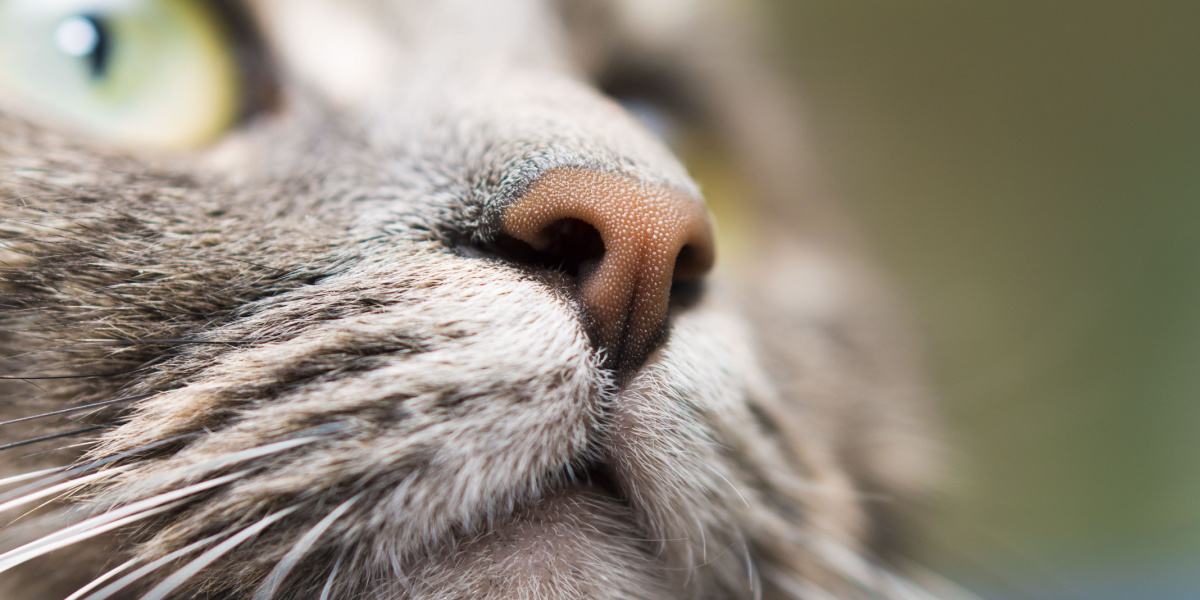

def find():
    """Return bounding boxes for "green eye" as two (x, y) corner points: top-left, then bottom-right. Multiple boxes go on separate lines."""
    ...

(0, 0), (240, 149)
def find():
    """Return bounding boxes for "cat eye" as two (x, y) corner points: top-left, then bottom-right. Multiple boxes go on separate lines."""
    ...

(0, 0), (241, 149)
(600, 67), (693, 150)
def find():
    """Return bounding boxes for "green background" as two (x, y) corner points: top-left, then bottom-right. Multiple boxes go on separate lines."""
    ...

(765, 3), (1200, 596)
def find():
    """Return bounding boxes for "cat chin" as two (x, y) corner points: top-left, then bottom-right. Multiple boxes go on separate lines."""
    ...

(389, 488), (673, 600)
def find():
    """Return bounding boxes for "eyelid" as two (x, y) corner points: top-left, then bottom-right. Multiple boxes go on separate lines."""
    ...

(616, 96), (680, 146)
(596, 61), (704, 144)
(209, 0), (279, 123)
(598, 60), (698, 113)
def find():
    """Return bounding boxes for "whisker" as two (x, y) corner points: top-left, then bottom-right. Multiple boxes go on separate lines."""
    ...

(0, 470), (249, 575)
(0, 395), (148, 428)
(319, 554), (344, 600)
(1, 371), (51, 393)
(253, 494), (362, 600)
(794, 532), (970, 599)
(733, 529), (762, 600)
(5, 429), (327, 524)
(138, 505), (299, 600)
(133, 435), (323, 490)
(708, 465), (752, 510)
(875, 571), (955, 600)
(64, 556), (144, 600)
(74, 532), (227, 600)
(0, 468), (123, 516)
(0, 500), (183, 574)
(0, 425), (107, 452)
(693, 513), (707, 569)
(0, 433), (197, 506)
(0, 466), (65, 489)
(762, 568), (841, 600)
(901, 565), (982, 600)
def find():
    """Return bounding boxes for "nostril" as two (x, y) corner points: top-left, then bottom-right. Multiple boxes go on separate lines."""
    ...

(488, 218), (605, 281)
(537, 218), (605, 279)
(673, 244), (705, 281)
(499, 168), (715, 370)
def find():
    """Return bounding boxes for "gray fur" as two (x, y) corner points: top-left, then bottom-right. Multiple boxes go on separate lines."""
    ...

(0, 1), (941, 598)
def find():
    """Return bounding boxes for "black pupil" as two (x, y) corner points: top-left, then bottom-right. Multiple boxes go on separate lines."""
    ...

(62, 14), (111, 80)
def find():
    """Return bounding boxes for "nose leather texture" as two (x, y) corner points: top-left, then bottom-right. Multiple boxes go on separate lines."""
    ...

(501, 168), (715, 367)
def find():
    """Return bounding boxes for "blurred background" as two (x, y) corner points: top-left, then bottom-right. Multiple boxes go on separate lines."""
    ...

(754, 3), (1200, 599)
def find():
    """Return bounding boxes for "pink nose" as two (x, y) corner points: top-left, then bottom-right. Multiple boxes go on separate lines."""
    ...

(501, 168), (715, 367)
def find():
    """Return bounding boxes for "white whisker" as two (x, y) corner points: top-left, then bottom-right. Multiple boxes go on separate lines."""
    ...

(138, 505), (299, 600)
(766, 569), (841, 600)
(318, 554), (344, 600)
(882, 564), (981, 600)
(0, 468), (120, 515)
(0, 433), (196, 506)
(78, 532), (226, 600)
(135, 435), (321, 489)
(694, 513), (708, 566)
(0, 466), (65, 489)
(709, 466), (751, 510)
(808, 535), (877, 590)
(0, 470), (248, 574)
(0, 500), (181, 574)
(734, 529), (762, 600)
(63, 556), (143, 600)
(253, 494), (361, 600)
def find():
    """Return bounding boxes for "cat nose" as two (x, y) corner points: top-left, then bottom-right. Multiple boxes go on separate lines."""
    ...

(500, 168), (715, 368)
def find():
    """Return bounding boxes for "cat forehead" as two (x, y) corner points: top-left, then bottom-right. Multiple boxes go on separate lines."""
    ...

(253, 0), (572, 55)
(247, 0), (703, 42)
(245, 0), (567, 106)
(245, 0), (704, 105)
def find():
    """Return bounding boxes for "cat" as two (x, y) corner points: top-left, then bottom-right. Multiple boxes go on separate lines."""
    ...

(0, 0), (944, 598)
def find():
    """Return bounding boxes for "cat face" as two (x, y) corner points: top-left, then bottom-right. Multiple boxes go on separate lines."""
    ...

(0, 1), (939, 598)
